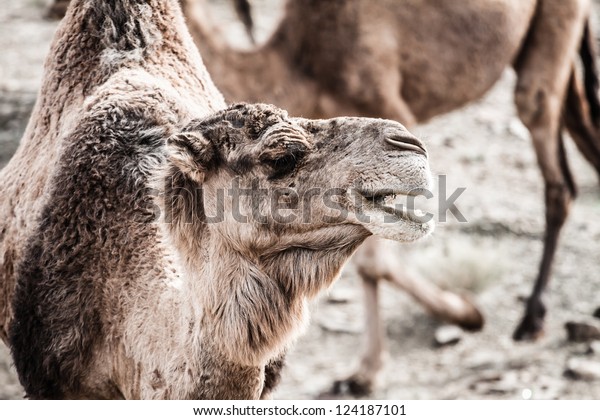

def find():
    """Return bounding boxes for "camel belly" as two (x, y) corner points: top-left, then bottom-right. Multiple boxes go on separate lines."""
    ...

(383, 0), (537, 121)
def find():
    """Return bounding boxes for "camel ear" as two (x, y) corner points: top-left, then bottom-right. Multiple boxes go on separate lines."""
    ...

(166, 132), (217, 183)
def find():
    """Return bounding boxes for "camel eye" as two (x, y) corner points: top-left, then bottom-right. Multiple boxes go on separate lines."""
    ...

(260, 141), (308, 179)
(264, 154), (298, 179)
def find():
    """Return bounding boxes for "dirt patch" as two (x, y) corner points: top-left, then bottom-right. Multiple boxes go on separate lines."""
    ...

(1, 0), (600, 400)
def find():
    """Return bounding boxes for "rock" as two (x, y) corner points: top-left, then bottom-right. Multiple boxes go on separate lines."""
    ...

(469, 370), (519, 396)
(589, 341), (600, 355)
(565, 321), (600, 342)
(593, 307), (600, 319)
(565, 358), (600, 381)
(325, 289), (355, 305)
(434, 325), (463, 347)
(318, 311), (362, 334)
(443, 137), (454, 148)
(465, 350), (504, 370)
(507, 119), (529, 141)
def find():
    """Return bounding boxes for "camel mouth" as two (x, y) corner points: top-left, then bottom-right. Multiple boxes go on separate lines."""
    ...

(354, 188), (434, 238)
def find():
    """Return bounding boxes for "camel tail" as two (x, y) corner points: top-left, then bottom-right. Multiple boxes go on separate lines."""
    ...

(562, 17), (600, 183)
(579, 18), (600, 126)
(233, 0), (256, 44)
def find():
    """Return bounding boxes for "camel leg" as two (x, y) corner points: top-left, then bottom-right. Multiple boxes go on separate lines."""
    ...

(512, 129), (575, 341)
(358, 71), (417, 127)
(511, 0), (587, 340)
(317, 79), (417, 127)
(383, 264), (484, 331)
(321, 36), (418, 126)
(329, 238), (483, 396)
(331, 273), (384, 396)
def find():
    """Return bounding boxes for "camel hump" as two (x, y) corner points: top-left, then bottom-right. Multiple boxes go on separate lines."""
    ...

(78, 1), (175, 61)
(87, 1), (165, 50)
(49, 1), (187, 78)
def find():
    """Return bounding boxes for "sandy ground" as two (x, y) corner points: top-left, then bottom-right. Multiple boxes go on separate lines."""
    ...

(1, 0), (600, 400)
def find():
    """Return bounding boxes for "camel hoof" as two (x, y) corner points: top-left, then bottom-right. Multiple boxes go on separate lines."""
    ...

(454, 293), (485, 332)
(322, 377), (373, 398)
(513, 300), (546, 341)
(45, 1), (69, 20)
(433, 292), (485, 332)
(513, 319), (545, 341)
(45, 7), (66, 20)
(513, 312), (545, 341)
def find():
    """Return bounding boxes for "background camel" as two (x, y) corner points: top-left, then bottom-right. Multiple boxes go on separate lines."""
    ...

(170, 0), (600, 395)
(0, 0), (434, 399)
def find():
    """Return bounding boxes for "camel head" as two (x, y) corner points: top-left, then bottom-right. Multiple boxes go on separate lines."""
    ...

(165, 103), (432, 253)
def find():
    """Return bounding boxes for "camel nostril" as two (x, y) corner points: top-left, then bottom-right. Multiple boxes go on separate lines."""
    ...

(385, 134), (428, 157)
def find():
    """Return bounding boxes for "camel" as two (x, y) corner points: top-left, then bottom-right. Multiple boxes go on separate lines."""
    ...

(0, 0), (435, 399)
(173, 0), (600, 395)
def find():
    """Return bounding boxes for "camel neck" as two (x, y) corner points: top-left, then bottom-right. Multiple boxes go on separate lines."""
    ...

(157, 171), (282, 367)
(148, 173), (368, 397)
(267, 1), (312, 69)
(175, 226), (367, 368)
(158, 166), (366, 373)
(180, 0), (230, 59)
(179, 233), (303, 368)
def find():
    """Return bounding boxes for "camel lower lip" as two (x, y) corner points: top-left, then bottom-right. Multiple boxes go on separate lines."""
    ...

(355, 189), (430, 225)
(359, 205), (435, 241)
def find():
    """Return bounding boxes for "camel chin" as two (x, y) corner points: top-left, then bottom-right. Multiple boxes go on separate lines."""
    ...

(350, 183), (435, 242)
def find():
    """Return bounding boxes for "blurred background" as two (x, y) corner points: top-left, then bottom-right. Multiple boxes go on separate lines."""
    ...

(1, 0), (600, 399)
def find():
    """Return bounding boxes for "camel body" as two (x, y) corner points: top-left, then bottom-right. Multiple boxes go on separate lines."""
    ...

(186, 0), (535, 123)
